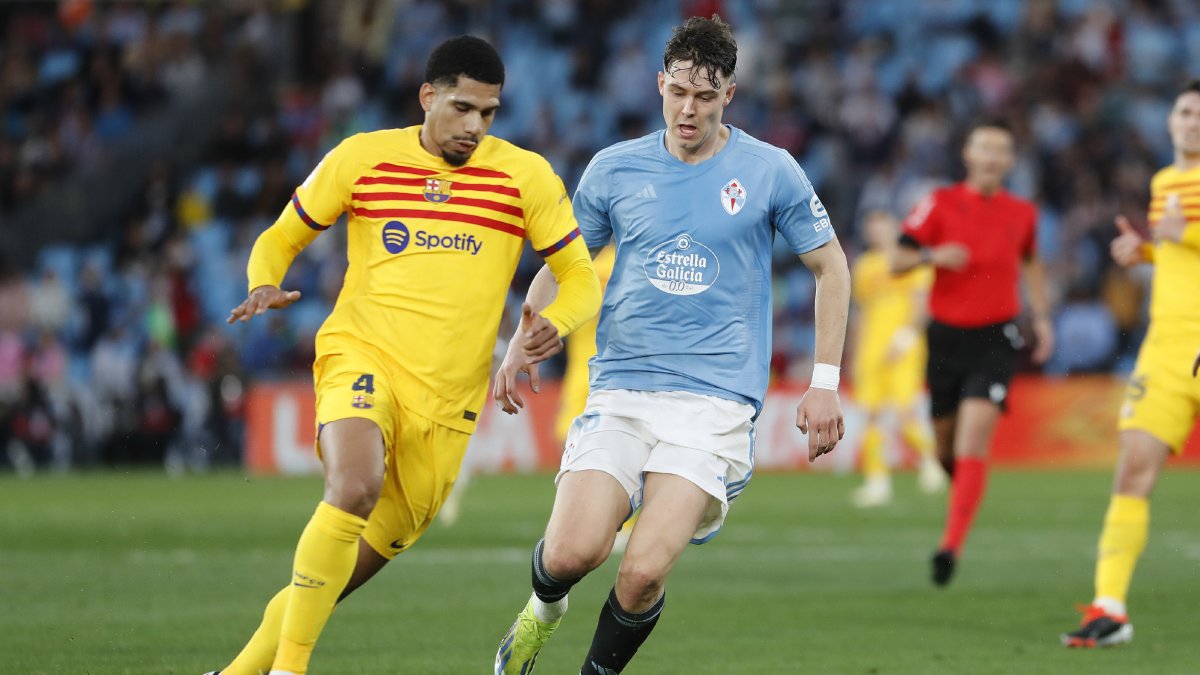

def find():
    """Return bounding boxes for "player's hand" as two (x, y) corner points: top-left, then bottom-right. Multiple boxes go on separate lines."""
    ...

(518, 303), (563, 364)
(227, 285), (301, 324)
(492, 349), (540, 415)
(928, 243), (969, 271)
(493, 304), (559, 415)
(1153, 193), (1187, 243)
(796, 388), (845, 462)
(1031, 315), (1054, 365)
(1111, 215), (1146, 267)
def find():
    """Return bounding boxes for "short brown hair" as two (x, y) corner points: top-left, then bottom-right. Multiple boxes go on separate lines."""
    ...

(662, 15), (736, 89)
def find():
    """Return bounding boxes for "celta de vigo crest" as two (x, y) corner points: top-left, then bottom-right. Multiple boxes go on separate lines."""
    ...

(721, 178), (745, 215)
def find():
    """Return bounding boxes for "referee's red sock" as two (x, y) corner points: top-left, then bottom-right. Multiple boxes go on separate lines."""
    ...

(939, 457), (988, 555)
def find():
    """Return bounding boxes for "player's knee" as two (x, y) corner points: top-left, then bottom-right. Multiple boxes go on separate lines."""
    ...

(542, 539), (607, 579)
(326, 478), (381, 519)
(1114, 433), (1169, 497)
(616, 561), (665, 606)
(1113, 460), (1157, 497)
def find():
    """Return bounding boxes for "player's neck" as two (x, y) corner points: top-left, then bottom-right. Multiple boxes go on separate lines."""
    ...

(667, 125), (730, 165)
(1174, 150), (1200, 172)
(964, 177), (1002, 196)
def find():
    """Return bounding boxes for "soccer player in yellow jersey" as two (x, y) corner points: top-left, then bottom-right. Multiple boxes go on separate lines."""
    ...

(850, 212), (944, 508)
(207, 36), (601, 675)
(1063, 81), (1200, 648)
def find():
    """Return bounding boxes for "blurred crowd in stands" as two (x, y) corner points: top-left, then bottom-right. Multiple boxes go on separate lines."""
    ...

(1, 0), (1197, 470)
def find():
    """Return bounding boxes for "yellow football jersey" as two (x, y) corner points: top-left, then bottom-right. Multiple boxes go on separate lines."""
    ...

(556, 245), (616, 440)
(852, 250), (932, 365)
(255, 126), (586, 433)
(1146, 164), (1200, 334)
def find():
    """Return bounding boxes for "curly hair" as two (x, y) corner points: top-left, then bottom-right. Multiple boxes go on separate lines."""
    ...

(425, 35), (505, 88)
(662, 15), (737, 89)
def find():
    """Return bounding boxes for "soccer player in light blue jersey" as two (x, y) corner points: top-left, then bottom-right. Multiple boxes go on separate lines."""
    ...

(492, 16), (851, 675)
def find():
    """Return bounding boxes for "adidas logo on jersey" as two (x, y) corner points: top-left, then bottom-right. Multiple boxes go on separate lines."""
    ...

(636, 184), (658, 199)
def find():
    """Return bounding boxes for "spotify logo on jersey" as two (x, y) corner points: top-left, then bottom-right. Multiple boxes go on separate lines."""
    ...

(382, 221), (410, 254)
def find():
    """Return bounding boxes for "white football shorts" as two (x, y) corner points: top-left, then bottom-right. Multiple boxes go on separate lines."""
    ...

(557, 388), (756, 543)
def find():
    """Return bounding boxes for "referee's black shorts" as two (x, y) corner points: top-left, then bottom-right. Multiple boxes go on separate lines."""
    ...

(926, 319), (1022, 418)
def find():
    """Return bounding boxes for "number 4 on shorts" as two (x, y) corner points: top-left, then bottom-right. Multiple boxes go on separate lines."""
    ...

(353, 374), (375, 394)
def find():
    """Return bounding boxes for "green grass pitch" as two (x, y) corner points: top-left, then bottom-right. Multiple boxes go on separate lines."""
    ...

(1, 469), (1197, 674)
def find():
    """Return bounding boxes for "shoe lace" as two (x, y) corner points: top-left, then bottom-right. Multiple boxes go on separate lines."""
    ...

(517, 612), (554, 645)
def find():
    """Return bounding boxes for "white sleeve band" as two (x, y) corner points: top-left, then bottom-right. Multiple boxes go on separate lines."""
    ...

(811, 363), (840, 391)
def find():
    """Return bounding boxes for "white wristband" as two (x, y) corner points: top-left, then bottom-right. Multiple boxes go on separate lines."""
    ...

(811, 363), (840, 391)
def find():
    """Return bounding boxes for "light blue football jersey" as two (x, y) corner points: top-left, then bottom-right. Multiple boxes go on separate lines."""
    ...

(574, 126), (835, 413)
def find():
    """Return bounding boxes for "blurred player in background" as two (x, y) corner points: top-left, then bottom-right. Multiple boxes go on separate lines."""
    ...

(1062, 81), (1200, 649)
(893, 121), (1054, 587)
(850, 211), (944, 508)
(209, 36), (601, 675)
(550, 245), (641, 551)
(492, 16), (850, 674)
(554, 245), (616, 444)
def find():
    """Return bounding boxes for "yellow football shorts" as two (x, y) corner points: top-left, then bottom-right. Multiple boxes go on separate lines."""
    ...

(1119, 331), (1200, 453)
(314, 350), (471, 559)
(854, 348), (925, 411)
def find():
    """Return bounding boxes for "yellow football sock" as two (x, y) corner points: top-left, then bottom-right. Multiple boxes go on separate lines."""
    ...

(223, 586), (289, 675)
(1094, 494), (1149, 608)
(901, 420), (934, 459)
(861, 425), (888, 478)
(272, 501), (367, 674)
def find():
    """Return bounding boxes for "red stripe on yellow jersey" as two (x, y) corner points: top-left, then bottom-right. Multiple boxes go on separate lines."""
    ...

(289, 126), (579, 431)
(351, 190), (525, 218)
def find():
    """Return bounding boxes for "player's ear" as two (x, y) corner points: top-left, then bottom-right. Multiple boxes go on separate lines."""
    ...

(724, 81), (736, 106)
(418, 82), (438, 113)
(657, 71), (666, 95)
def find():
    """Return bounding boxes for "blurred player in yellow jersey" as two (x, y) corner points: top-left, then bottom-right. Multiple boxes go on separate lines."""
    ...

(207, 36), (601, 675)
(554, 245), (616, 441)
(850, 211), (945, 508)
(1063, 81), (1200, 649)
(552, 245), (642, 551)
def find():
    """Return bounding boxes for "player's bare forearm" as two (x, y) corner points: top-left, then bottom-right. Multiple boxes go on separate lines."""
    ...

(1022, 254), (1055, 363)
(801, 238), (851, 367)
(1021, 255), (1051, 320)
(891, 243), (924, 275)
(512, 266), (566, 363)
(524, 265), (559, 315)
(513, 238), (600, 365)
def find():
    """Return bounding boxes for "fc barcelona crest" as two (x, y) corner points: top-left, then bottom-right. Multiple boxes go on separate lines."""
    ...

(721, 178), (746, 215)
(423, 178), (452, 203)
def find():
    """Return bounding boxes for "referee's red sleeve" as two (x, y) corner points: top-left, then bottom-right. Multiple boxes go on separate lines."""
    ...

(902, 193), (939, 246)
